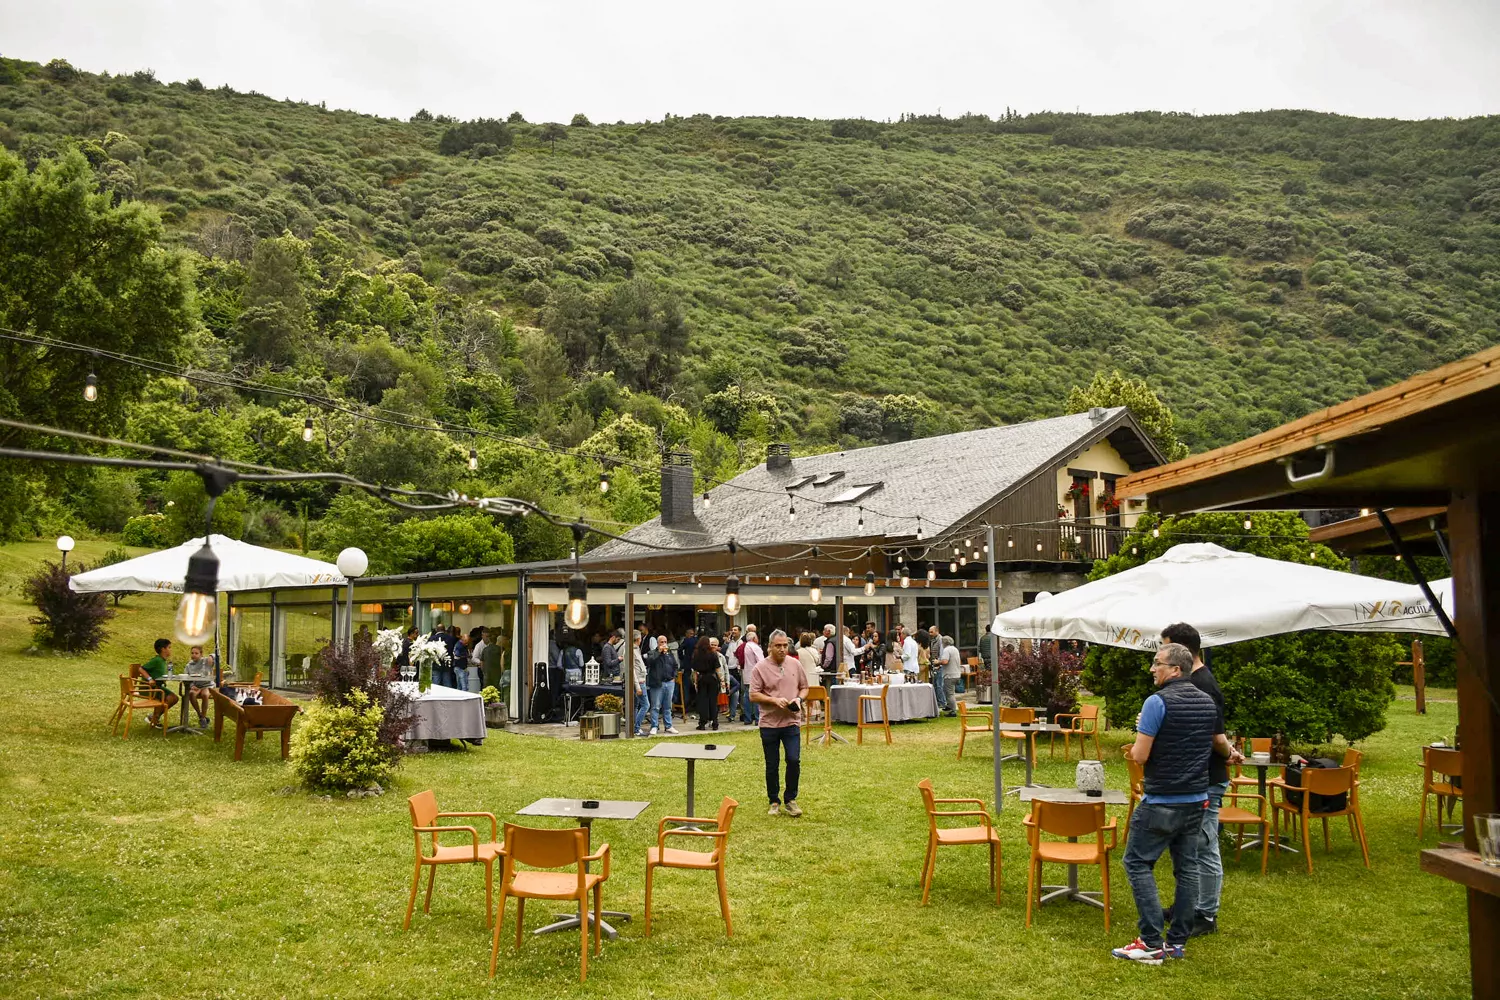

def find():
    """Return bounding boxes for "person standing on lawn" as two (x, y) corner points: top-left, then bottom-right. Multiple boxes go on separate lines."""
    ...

(899, 625), (920, 680)
(750, 629), (808, 817)
(1113, 642), (1217, 965)
(646, 635), (679, 735)
(692, 635), (723, 731)
(737, 627), (763, 725)
(937, 635), (963, 717)
(1161, 621), (1237, 937)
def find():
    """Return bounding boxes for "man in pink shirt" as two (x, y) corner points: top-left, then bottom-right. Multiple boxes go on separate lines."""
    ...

(750, 629), (809, 817)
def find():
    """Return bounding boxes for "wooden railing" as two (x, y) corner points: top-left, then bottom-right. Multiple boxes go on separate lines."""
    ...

(993, 523), (1130, 564)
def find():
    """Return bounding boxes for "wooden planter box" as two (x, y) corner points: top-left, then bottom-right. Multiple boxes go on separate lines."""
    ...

(484, 702), (508, 728)
(211, 687), (300, 761)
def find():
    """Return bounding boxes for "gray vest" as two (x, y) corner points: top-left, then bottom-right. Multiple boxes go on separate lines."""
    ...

(1143, 676), (1217, 798)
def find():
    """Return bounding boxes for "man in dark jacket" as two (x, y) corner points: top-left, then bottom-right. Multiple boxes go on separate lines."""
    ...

(645, 635), (678, 735)
(1162, 622), (1231, 937)
(1112, 642), (1238, 965)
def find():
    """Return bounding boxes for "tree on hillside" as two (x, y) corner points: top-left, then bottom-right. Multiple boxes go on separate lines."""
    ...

(1066, 370), (1189, 461)
(507, 111), (526, 124)
(234, 233), (316, 364)
(823, 255), (854, 289)
(437, 119), (513, 156)
(537, 122), (567, 154)
(570, 113), (592, 127)
(597, 279), (690, 394)
(1082, 511), (1400, 744)
(0, 148), (195, 540)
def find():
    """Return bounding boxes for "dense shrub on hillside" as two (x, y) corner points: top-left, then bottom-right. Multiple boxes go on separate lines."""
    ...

(23, 560), (115, 653)
(437, 119), (513, 156)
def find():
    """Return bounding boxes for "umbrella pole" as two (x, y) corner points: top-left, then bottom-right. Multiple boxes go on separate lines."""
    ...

(987, 525), (1002, 813)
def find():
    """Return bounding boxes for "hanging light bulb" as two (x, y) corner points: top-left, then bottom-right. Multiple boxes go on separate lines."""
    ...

(965, 537), (972, 549)
(808, 574), (822, 604)
(900, 567), (910, 589)
(953, 546), (960, 557)
(863, 571), (876, 597)
(949, 560), (958, 573)
(1152, 527), (1160, 538)
(959, 555), (967, 566)
(926, 567), (936, 581)
(1243, 517), (1252, 530)
(723, 574), (741, 615)
(83, 372), (99, 402)
(916, 517), (924, 541)
(972, 549), (980, 560)
(1007, 537), (1014, 549)
(788, 499), (797, 523)
(897, 552), (904, 565)
(1073, 534), (1082, 545)
(983, 543), (989, 554)
(1036, 542), (1043, 552)
(175, 540), (219, 645)
(1359, 508), (1370, 517)
(468, 447), (478, 471)
(703, 491), (711, 509)
(1131, 545), (1139, 556)
(857, 507), (865, 530)
(599, 469), (610, 493)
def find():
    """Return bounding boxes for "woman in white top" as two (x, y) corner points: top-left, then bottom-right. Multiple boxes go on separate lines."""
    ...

(796, 632), (821, 688)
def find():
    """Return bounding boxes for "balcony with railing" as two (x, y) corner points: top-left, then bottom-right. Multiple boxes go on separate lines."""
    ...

(992, 522), (1131, 565)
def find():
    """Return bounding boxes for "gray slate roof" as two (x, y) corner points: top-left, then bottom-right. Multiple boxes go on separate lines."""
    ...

(584, 408), (1132, 562)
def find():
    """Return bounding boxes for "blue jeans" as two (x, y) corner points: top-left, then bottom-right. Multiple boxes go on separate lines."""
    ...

(1123, 801), (1204, 947)
(433, 665), (455, 688)
(734, 675), (758, 724)
(760, 724), (801, 804)
(633, 687), (651, 733)
(649, 682), (673, 730)
(932, 679), (948, 712)
(1197, 782), (1228, 919)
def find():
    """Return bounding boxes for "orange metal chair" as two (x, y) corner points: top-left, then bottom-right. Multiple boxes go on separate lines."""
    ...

(1023, 799), (1116, 931)
(999, 707), (1036, 762)
(1120, 744), (1144, 846)
(1051, 703), (1101, 760)
(1419, 746), (1463, 838)
(112, 673), (168, 738)
(857, 683), (892, 745)
(489, 824), (611, 983)
(644, 796), (738, 936)
(674, 669), (688, 721)
(1218, 791), (1271, 874)
(404, 790), (502, 930)
(803, 686), (832, 746)
(917, 779), (1001, 905)
(955, 701), (993, 760)
(1269, 764), (1370, 873)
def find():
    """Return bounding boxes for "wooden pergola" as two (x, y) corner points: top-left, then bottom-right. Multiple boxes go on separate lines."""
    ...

(1117, 345), (1500, 997)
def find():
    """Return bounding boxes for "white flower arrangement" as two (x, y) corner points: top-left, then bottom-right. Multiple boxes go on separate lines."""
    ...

(374, 628), (404, 665)
(408, 636), (451, 670)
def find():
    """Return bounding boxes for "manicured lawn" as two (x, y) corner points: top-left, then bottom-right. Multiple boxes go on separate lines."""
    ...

(0, 542), (1469, 998)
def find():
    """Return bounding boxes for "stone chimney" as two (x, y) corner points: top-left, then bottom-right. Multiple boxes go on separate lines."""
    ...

(660, 451), (694, 526)
(766, 442), (792, 470)
(1088, 406), (1108, 422)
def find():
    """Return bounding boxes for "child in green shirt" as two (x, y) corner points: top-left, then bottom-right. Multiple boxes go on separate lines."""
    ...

(140, 638), (179, 727)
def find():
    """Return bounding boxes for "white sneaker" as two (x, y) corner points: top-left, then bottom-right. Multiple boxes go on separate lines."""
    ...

(783, 800), (802, 818)
(649, 726), (658, 736)
(665, 727), (679, 735)
(767, 803), (781, 816)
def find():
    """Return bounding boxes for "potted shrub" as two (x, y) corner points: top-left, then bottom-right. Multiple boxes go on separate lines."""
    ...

(972, 664), (993, 704)
(992, 643), (1081, 721)
(481, 685), (507, 727)
(594, 693), (623, 737)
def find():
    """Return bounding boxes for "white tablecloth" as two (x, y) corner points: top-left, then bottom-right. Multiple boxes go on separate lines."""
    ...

(830, 684), (939, 724)
(392, 681), (487, 741)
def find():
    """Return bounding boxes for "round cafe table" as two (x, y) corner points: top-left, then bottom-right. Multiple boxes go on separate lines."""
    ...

(829, 683), (938, 724)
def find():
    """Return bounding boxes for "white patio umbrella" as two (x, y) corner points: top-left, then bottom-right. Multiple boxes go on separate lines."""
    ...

(69, 534), (345, 594)
(990, 542), (1448, 650)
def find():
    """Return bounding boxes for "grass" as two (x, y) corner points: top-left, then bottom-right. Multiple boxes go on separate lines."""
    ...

(0, 540), (1469, 999)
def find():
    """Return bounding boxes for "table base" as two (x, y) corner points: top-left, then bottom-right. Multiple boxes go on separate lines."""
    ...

(1240, 835), (1300, 854)
(535, 909), (631, 940)
(1038, 884), (1105, 910)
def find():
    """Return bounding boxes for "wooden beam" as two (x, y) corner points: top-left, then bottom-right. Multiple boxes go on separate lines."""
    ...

(1448, 490), (1500, 998)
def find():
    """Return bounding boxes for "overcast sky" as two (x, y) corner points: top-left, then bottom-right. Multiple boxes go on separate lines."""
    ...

(4, 1), (1498, 123)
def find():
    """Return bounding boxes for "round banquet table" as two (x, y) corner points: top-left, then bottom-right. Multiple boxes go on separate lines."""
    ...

(830, 683), (939, 724)
(391, 681), (487, 742)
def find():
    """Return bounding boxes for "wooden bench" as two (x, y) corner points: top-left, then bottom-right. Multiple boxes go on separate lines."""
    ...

(211, 687), (300, 761)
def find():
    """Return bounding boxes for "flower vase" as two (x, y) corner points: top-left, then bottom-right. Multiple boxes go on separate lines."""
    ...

(1075, 759), (1105, 796)
(418, 663), (432, 693)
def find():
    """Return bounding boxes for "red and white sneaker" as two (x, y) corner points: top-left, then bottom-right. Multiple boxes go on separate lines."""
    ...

(1111, 938), (1165, 965)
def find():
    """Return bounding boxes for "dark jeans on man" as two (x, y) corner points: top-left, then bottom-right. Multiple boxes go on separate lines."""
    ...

(759, 724), (801, 805)
(1122, 801), (1204, 948)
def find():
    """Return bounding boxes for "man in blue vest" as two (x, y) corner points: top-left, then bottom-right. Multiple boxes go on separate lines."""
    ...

(1112, 642), (1239, 965)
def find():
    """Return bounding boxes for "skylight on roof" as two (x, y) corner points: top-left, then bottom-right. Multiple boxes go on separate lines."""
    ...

(828, 483), (883, 504)
(785, 474), (816, 490)
(812, 471), (846, 487)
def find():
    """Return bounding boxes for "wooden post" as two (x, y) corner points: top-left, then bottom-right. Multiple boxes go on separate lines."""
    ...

(1447, 490), (1500, 999)
(1400, 640), (1427, 714)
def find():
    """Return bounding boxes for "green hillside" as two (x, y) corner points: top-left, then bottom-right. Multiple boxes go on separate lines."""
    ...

(2, 55), (1498, 556)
